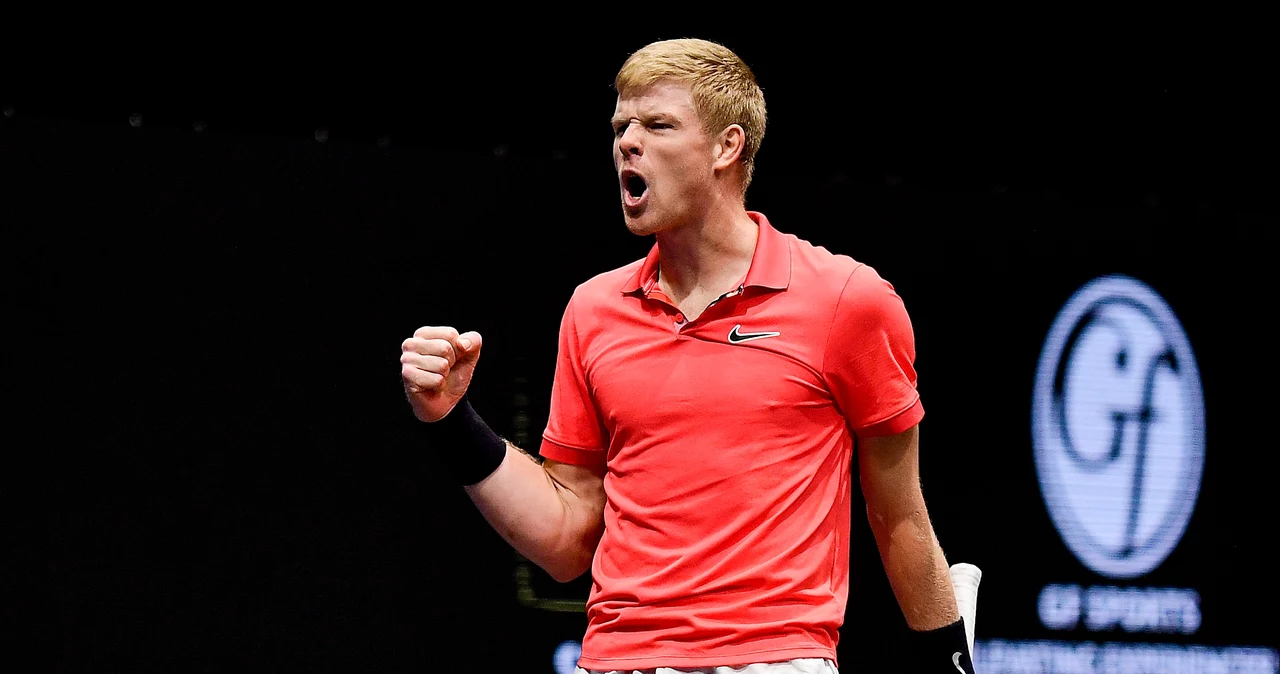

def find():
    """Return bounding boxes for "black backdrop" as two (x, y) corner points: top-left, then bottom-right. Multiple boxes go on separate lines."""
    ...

(5, 25), (1279, 673)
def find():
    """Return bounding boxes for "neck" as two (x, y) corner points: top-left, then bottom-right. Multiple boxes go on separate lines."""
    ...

(654, 201), (758, 302)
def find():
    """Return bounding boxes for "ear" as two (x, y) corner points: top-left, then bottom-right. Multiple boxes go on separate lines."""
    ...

(712, 124), (746, 171)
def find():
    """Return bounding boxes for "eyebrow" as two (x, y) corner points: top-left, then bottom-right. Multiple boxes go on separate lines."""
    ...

(610, 113), (677, 127)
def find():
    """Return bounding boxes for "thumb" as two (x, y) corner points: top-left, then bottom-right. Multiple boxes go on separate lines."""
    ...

(456, 331), (483, 359)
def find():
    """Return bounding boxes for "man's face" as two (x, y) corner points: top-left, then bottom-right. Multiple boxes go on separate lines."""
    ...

(611, 81), (719, 236)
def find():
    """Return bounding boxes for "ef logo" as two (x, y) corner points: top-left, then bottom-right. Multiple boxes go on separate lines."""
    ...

(1032, 275), (1205, 579)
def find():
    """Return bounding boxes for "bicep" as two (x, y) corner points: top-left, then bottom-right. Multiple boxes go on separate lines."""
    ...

(857, 425), (926, 523)
(544, 458), (607, 537)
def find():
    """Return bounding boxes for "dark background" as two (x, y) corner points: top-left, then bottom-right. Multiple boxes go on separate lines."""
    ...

(5, 23), (1278, 673)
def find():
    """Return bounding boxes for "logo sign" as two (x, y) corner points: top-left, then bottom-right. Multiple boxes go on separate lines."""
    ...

(1031, 275), (1205, 579)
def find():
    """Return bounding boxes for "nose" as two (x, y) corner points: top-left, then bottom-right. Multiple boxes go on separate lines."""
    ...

(617, 124), (643, 158)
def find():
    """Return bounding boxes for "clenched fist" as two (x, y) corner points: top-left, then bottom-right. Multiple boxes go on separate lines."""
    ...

(400, 326), (483, 422)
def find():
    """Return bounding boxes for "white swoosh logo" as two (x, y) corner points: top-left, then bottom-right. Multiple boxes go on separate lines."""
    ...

(953, 652), (965, 673)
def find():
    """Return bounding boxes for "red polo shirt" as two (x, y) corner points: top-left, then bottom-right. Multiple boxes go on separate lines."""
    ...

(540, 212), (923, 671)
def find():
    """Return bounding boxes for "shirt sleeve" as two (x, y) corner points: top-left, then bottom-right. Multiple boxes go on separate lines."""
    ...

(539, 293), (609, 470)
(823, 263), (924, 439)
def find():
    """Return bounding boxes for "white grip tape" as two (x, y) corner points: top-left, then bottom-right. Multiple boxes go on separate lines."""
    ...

(949, 562), (982, 658)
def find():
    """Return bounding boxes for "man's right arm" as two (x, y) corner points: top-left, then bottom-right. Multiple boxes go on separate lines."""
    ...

(400, 324), (606, 583)
(464, 450), (606, 582)
(462, 292), (608, 582)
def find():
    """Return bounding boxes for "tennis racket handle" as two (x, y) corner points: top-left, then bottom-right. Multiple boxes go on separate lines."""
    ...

(950, 563), (982, 657)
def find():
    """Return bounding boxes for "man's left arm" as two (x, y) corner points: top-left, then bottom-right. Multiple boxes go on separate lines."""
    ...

(859, 424), (975, 673)
(823, 263), (976, 670)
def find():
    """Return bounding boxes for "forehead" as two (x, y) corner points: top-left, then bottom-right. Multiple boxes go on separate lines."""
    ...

(612, 80), (698, 120)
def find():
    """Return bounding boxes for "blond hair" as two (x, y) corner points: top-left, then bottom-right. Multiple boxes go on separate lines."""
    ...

(614, 38), (767, 194)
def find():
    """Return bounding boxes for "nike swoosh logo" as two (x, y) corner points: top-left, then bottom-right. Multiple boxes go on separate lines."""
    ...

(727, 324), (780, 344)
(953, 652), (965, 673)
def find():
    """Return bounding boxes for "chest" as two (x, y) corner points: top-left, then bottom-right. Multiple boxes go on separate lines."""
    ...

(581, 292), (834, 441)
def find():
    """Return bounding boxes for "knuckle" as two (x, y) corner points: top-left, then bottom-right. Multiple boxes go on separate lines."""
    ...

(424, 340), (446, 359)
(414, 325), (451, 339)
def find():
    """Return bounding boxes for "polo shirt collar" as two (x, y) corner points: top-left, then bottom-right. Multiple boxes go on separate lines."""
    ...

(622, 211), (792, 295)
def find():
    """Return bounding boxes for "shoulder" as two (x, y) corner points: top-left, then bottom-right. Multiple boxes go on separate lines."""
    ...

(552, 257), (645, 344)
(565, 257), (644, 308)
(777, 231), (908, 324)
(576, 258), (645, 297)
(783, 230), (871, 301)
(831, 262), (913, 340)
(842, 263), (900, 304)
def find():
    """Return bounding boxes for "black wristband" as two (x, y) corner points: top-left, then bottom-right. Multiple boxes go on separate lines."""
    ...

(906, 618), (975, 674)
(419, 396), (508, 486)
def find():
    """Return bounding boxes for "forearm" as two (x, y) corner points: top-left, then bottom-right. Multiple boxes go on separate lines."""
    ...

(859, 427), (974, 671)
(463, 444), (599, 582)
(869, 506), (959, 631)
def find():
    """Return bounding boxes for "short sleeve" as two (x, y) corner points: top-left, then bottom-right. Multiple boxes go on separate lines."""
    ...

(539, 294), (609, 470)
(823, 264), (924, 439)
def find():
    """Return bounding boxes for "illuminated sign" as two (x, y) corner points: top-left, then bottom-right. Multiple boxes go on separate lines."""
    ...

(974, 274), (1278, 673)
(1031, 274), (1204, 579)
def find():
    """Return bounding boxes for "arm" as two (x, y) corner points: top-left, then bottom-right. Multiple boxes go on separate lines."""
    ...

(399, 323), (606, 583)
(824, 266), (976, 671)
(858, 424), (959, 631)
(468, 290), (609, 582)
(465, 449), (606, 582)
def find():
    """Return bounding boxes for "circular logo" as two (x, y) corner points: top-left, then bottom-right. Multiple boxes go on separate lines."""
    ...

(1032, 275), (1204, 579)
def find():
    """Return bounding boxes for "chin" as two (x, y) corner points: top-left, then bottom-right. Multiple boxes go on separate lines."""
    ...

(622, 211), (661, 236)
(623, 202), (686, 236)
(623, 220), (657, 236)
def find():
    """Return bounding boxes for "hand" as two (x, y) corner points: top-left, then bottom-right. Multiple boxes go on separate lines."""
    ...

(400, 326), (483, 422)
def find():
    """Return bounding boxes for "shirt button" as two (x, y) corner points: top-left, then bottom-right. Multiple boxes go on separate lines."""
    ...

(675, 313), (685, 323)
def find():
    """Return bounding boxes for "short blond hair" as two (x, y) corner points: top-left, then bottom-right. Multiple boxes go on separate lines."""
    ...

(614, 38), (767, 194)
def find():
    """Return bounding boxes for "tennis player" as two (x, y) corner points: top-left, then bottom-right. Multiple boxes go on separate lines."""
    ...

(400, 38), (976, 674)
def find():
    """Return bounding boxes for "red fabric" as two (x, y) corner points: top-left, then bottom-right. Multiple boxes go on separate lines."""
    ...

(540, 213), (923, 670)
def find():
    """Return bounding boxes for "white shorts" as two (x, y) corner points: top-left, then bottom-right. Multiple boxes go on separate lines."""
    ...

(577, 657), (839, 674)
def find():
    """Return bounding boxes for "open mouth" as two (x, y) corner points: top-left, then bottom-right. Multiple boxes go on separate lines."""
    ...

(621, 170), (648, 207)
(625, 175), (647, 199)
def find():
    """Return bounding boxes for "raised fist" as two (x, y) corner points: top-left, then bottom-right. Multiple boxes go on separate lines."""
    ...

(400, 326), (483, 422)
